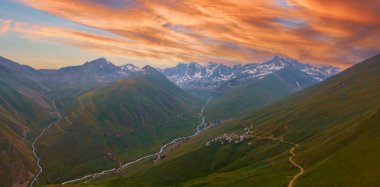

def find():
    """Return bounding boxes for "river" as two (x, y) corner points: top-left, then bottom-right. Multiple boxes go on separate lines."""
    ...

(29, 100), (62, 187)
(61, 101), (210, 185)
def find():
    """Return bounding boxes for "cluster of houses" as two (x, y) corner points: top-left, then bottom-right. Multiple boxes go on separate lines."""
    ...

(205, 127), (255, 146)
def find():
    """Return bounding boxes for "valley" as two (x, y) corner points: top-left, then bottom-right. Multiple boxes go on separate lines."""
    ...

(0, 54), (378, 187)
(61, 101), (211, 185)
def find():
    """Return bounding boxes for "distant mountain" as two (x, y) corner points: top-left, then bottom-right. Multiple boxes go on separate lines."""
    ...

(160, 56), (340, 90)
(95, 54), (380, 187)
(205, 66), (320, 121)
(40, 58), (141, 97)
(35, 66), (201, 184)
(120, 63), (140, 72)
(56, 57), (142, 82)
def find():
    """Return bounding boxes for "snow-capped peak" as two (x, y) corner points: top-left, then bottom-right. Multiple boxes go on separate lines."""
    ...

(120, 64), (139, 71)
(160, 56), (340, 89)
(265, 55), (301, 67)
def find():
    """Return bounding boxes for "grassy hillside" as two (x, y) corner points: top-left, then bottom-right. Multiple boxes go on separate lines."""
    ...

(0, 119), (35, 187)
(35, 68), (202, 184)
(0, 59), (57, 187)
(86, 54), (380, 186)
(0, 63), (56, 138)
(205, 67), (316, 121)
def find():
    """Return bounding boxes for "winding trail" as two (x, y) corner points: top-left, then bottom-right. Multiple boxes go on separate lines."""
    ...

(62, 101), (210, 185)
(287, 145), (304, 187)
(253, 135), (304, 187)
(29, 100), (62, 187)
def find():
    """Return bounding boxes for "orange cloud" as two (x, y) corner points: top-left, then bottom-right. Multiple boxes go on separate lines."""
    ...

(0, 19), (13, 34)
(15, 0), (380, 69)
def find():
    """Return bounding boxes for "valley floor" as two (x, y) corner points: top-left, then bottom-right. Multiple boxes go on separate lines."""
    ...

(58, 102), (212, 185)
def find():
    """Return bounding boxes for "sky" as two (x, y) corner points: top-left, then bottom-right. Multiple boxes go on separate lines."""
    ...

(0, 0), (379, 69)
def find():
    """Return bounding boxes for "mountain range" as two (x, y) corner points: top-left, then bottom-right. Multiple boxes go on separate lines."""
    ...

(160, 56), (340, 90)
(30, 55), (339, 93)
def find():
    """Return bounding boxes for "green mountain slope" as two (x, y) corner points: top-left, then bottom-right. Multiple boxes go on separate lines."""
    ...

(0, 59), (56, 137)
(35, 67), (202, 184)
(88, 54), (380, 187)
(0, 58), (57, 187)
(205, 67), (316, 121)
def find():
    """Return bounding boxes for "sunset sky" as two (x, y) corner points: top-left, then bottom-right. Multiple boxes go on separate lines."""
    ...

(0, 0), (379, 69)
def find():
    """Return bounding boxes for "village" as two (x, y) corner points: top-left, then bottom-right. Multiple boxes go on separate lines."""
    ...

(205, 126), (255, 146)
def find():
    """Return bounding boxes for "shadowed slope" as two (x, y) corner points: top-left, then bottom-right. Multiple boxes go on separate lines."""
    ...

(0, 57), (57, 187)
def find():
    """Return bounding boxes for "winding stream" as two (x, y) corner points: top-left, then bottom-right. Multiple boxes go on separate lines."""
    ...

(62, 101), (210, 185)
(29, 100), (62, 187)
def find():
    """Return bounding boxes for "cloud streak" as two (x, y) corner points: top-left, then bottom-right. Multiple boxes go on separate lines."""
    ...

(0, 19), (13, 34)
(10, 0), (380, 68)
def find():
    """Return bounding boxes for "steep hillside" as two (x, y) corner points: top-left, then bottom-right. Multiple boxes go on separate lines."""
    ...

(0, 65), (56, 138)
(205, 67), (317, 121)
(0, 117), (35, 187)
(35, 67), (202, 184)
(0, 57), (57, 187)
(89, 54), (380, 187)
